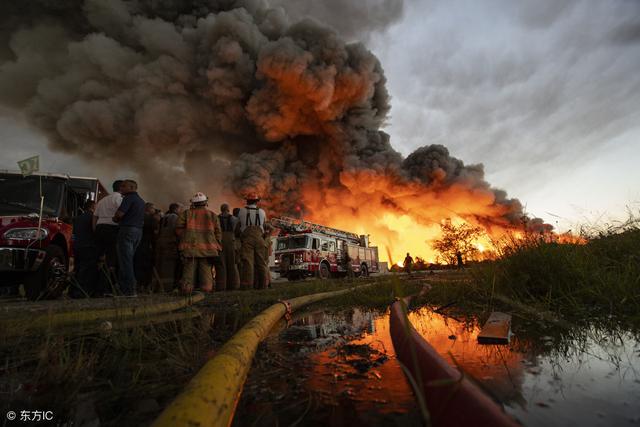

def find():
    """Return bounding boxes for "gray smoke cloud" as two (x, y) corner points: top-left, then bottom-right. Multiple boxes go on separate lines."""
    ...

(267, 0), (404, 42)
(378, 0), (640, 202)
(0, 0), (541, 236)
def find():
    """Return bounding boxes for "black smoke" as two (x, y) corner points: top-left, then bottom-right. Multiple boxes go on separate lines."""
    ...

(0, 0), (541, 233)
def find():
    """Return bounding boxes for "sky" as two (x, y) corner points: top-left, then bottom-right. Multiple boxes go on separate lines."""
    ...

(1, 0), (639, 231)
(365, 0), (640, 230)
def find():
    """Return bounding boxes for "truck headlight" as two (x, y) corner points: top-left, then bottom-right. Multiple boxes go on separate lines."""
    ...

(4, 228), (49, 240)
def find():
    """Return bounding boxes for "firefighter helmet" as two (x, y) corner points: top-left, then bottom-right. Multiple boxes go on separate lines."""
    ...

(245, 192), (260, 201)
(191, 192), (208, 204)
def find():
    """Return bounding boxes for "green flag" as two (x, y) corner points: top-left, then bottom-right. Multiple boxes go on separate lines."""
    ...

(17, 155), (40, 176)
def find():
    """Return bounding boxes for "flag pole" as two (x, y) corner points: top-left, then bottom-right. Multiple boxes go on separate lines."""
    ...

(36, 174), (44, 242)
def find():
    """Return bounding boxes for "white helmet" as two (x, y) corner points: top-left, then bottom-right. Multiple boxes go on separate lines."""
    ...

(190, 192), (208, 204)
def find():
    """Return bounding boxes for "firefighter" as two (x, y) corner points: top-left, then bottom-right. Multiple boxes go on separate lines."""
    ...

(218, 203), (240, 291)
(342, 248), (354, 279)
(456, 251), (464, 269)
(237, 193), (268, 290)
(176, 192), (223, 293)
(403, 252), (414, 276)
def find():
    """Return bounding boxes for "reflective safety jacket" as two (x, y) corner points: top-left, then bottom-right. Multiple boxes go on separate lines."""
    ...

(176, 207), (222, 257)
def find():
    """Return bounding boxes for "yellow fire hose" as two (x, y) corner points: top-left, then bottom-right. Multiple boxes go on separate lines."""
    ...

(152, 282), (377, 427)
(1, 293), (204, 337)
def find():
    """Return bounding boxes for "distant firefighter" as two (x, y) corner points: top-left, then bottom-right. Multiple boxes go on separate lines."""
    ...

(456, 251), (464, 269)
(176, 192), (223, 293)
(404, 252), (414, 275)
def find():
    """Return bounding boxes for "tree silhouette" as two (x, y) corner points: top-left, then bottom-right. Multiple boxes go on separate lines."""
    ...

(432, 221), (483, 266)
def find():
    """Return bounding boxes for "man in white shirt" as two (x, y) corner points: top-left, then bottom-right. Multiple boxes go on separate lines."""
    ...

(92, 180), (123, 289)
(237, 193), (269, 290)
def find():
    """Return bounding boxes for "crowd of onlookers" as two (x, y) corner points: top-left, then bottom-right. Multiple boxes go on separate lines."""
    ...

(70, 180), (272, 297)
(72, 179), (152, 296)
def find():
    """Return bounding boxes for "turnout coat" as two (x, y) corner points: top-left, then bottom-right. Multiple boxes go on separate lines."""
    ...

(176, 207), (222, 257)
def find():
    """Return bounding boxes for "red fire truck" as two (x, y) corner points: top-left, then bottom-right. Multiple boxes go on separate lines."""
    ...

(0, 171), (106, 300)
(271, 216), (379, 281)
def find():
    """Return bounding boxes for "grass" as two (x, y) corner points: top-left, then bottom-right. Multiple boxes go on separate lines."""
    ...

(205, 275), (423, 317)
(0, 275), (420, 426)
(411, 220), (640, 329)
(2, 219), (639, 426)
(480, 226), (640, 324)
(1, 308), (218, 426)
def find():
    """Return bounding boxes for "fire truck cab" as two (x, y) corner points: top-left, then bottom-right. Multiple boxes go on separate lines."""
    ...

(0, 171), (107, 300)
(272, 217), (379, 281)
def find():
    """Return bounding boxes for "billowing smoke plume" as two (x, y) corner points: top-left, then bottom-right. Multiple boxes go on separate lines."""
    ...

(0, 0), (548, 260)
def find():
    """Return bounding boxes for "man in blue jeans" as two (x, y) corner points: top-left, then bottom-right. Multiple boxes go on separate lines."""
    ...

(113, 180), (146, 296)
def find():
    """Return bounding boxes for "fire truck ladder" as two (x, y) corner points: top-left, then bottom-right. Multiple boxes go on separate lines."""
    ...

(271, 216), (361, 243)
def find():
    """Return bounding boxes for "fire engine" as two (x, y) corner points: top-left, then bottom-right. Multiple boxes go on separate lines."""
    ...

(271, 216), (379, 281)
(0, 171), (106, 300)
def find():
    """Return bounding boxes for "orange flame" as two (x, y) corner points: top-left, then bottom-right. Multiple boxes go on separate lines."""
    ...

(296, 171), (583, 263)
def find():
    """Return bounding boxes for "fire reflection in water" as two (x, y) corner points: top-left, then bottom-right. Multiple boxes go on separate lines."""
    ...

(407, 308), (527, 408)
(236, 306), (640, 427)
(303, 309), (419, 422)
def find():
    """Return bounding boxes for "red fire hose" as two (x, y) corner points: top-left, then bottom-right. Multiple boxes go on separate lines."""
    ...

(389, 296), (520, 427)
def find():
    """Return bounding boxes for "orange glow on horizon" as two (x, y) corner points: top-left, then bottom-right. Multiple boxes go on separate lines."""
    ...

(287, 168), (584, 263)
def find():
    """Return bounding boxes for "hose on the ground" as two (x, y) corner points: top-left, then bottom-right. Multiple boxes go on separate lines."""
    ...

(152, 282), (376, 427)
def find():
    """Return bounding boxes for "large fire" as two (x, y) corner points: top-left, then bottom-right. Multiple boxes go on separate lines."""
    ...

(298, 171), (532, 264)
(294, 171), (586, 264)
(0, 0), (588, 258)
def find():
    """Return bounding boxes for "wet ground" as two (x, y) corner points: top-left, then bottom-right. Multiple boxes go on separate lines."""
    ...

(2, 274), (639, 426)
(234, 305), (640, 427)
(234, 307), (423, 427)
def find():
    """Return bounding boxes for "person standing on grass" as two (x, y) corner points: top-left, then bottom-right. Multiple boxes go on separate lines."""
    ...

(113, 180), (145, 296)
(93, 180), (123, 290)
(71, 200), (98, 298)
(342, 249), (354, 279)
(237, 193), (269, 290)
(404, 252), (414, 276)
(218, 203), (240, 291)
(456, 251), (464, 269)
(176, 192), (223, 294)
(134, 202), (160, 293)
(155, 202), (183, 292)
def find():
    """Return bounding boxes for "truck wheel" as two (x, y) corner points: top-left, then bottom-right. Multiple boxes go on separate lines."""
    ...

(24, 245), (67, 301)
(360, 264), (369, 278)
(287, 272), (299, 282)
(319, 262), (330, 280)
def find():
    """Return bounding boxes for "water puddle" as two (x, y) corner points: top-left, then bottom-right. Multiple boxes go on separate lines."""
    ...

(234, 308), (423, 426)
(235, 306), (640, 426)
(408, 308), (640, 426)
